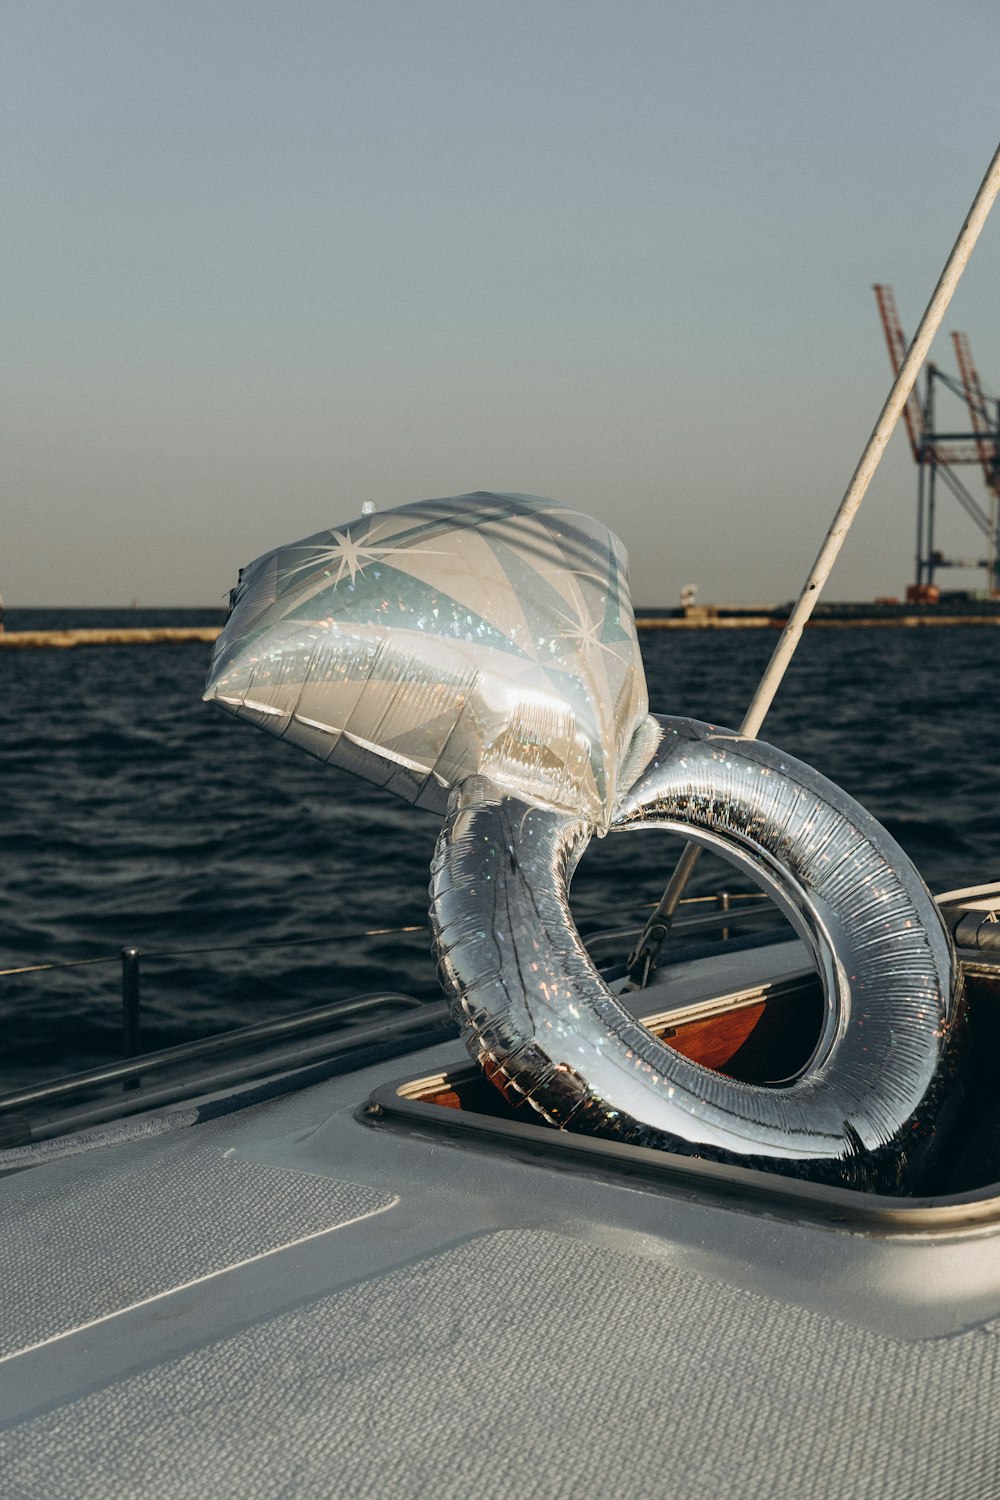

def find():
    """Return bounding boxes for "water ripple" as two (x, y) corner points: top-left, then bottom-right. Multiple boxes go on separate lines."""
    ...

(1, 611), (998, 1088)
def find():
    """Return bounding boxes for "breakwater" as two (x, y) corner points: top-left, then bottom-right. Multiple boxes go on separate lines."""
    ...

(635, 614), (1000, 630)
(5, 614), (1000, 647)
(0, 628), (221, 649)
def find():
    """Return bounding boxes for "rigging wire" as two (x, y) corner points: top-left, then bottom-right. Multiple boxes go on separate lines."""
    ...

(627, 139), (1000, 988)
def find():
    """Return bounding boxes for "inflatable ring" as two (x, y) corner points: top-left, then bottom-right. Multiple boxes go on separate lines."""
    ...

(430, 715), (966, 1193)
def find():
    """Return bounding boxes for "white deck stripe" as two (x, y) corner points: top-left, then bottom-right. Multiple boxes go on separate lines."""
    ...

(0, 1194), (399, 1365)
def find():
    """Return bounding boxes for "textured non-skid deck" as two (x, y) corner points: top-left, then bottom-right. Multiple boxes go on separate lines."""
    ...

(0, 1127), (393, 1362)
(2, 1229), (999, 1499)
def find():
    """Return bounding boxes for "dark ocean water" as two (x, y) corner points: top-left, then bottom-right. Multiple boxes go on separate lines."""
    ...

(2, 607), (999, 1093)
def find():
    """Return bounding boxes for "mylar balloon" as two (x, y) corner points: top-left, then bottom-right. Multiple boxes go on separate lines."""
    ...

(205, 492), (649, 830)
(207, 491), (964, 1192)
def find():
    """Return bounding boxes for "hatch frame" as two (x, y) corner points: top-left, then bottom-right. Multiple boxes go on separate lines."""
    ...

(363, 956), (1000, 1237)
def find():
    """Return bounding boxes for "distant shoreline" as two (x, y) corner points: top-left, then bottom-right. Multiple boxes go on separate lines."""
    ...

(635, 614), (1000, 630)
(0, 627), (222, 648)
(3, 614), (1000, 647)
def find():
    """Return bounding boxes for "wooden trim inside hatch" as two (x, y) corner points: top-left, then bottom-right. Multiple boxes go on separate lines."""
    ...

(417, 977), (824, 1116)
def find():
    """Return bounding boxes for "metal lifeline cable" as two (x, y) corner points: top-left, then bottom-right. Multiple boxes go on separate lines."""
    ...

(0, 924), (427, 976)
(0, 897), (767, 977)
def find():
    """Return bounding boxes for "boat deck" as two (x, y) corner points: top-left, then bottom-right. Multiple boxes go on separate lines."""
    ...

(2, 941), (1000, 1497)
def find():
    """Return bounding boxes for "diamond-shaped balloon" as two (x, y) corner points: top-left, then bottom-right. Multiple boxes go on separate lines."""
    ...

(204, 492), (649, 830)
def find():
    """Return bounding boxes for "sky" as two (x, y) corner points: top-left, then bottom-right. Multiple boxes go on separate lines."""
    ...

(4, 1), (999, 608)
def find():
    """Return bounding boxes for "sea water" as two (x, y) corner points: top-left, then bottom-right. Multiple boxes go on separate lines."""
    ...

(2, 609), (998, 1090)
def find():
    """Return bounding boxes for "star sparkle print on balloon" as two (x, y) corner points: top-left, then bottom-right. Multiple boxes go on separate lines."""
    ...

(204, 492), (650, 830)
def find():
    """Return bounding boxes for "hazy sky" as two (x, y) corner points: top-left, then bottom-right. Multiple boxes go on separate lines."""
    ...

(4, 1), (999, 607)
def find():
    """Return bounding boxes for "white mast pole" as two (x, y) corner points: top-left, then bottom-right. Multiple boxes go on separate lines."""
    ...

(628, 141), (1000, 986)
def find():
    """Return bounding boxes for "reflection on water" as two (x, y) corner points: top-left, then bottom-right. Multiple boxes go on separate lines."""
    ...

(2, 611), (998, 1087)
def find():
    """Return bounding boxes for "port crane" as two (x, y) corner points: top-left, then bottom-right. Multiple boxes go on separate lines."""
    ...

(874, 284), (1000, 596)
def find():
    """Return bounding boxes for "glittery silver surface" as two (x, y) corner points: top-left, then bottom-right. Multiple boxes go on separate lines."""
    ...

(204, 492), (647, 831)
(208, 496), (964, 1189)
(429, 717), (965, 1190)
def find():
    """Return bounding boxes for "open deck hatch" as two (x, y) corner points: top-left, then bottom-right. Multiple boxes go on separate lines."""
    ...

(366, 955), (1000, 1233)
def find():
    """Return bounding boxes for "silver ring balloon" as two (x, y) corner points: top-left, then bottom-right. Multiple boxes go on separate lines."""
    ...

(430, 716), (965, 1193)
(205, 492), (965, 1193)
